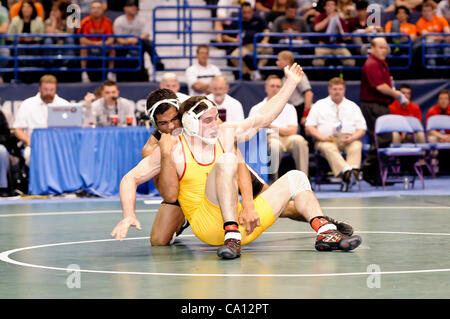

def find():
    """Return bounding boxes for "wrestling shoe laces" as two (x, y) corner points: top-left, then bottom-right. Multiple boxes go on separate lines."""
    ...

(315, 229), (362, 252)
(217, 238), (241, 259)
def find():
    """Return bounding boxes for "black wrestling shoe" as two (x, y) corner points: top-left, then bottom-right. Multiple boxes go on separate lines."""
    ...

(169, 219), (190, 245)
(177, 218), (190, 236)
(322, 216), (354, 236)
(217, 238), (241, 259)
(315, 230), (362, 252)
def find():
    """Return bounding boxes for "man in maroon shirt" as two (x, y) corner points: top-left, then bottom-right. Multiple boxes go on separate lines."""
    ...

(360, 37), (409, 185)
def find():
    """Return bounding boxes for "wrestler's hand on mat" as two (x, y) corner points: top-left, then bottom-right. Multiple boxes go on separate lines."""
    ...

(111, 216), (142, 241)
(284, 62), (304, 85)
(239, 205), (261, 235)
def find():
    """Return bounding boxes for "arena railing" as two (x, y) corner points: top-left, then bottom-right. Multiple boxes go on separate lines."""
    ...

(0, 34), (143, 83)
(152, 5), (243, 81)
(421, 33), (450, 70)
(252, 32), (413, 72)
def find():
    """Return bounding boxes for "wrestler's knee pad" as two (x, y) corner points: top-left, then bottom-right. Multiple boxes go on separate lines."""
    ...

(287, 170), (311, 200)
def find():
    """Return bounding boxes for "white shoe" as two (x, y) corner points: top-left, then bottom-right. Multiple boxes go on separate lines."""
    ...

(107, 72), (116, 82)
(81, 71), (90, 83)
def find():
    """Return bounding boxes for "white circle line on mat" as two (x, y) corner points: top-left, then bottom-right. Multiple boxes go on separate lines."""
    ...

(1, 231), (450, 277)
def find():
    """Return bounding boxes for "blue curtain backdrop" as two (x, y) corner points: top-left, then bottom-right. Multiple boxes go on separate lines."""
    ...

(29, 127), (154, 196)
(29, 126), (268, 196)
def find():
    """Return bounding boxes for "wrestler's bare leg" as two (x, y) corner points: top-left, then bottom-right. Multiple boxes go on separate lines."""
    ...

(204, 127), (240, 223)
(150, 203), (186, 246)
(149, 176), (186, 246)
(259, 171), (323, 222)
(259, 183), (307, 222)
(204, 152), (239, 223)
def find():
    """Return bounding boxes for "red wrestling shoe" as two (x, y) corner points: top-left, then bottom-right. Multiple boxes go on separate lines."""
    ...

(315, 230), (362, 252)
(217, 238), (241, 259)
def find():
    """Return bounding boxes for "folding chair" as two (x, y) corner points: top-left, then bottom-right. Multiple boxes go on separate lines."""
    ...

(396, 116), (435, 177)
(426, 115), (450, 146)
(425, 115), (450, 177)
(374, 115), (425, 189)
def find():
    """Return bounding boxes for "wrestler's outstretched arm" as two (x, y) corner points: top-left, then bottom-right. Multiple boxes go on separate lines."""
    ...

(111, 149), (162, 241)
(221, 63), (304, 143)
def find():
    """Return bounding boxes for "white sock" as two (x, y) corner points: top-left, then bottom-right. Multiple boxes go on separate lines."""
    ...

(224, 231), (241, 242)
(317, 223), (337, 234)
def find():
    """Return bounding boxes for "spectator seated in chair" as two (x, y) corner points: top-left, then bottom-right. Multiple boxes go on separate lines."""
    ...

(388, 84), (425, 144)
(305, 77), (367, 192)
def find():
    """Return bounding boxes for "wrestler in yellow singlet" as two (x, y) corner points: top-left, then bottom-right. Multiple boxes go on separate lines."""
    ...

(177, 134), (276, 246)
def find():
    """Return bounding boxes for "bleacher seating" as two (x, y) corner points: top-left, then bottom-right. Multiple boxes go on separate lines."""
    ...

(0, 1), (448, 82)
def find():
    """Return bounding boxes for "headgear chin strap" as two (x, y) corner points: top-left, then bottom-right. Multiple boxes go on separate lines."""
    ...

(146, 98), (180, 128)
(182, 98), (217, 144)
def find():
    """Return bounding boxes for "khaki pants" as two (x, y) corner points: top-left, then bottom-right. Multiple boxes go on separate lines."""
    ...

(315, 133), (362, 177)
(392, 131), (426, 144)
(312, 47), (355, 67)
(268, 134), (309, 178)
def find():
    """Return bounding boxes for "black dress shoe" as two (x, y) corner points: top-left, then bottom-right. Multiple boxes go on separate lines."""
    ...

(340, 170), (352, 192)
(352, 168), (362, 181)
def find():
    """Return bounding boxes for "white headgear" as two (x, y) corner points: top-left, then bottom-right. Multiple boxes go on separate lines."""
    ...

(182, 98), (217, 144)
(146, 98), (179, 128)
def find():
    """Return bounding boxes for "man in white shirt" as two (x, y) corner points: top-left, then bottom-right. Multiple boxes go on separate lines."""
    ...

(305, 77), (367, 192)
(13, 75), (70, 165)
(249, 75), (309, 182)
(89, 80), (136, 127)
(206, 75), (244, 123)
(185, 45), (222, 96)
(159, 72), (190, 103)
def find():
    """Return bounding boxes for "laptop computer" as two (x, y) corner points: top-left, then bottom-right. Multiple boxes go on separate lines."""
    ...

(47, 105), (83, 128)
